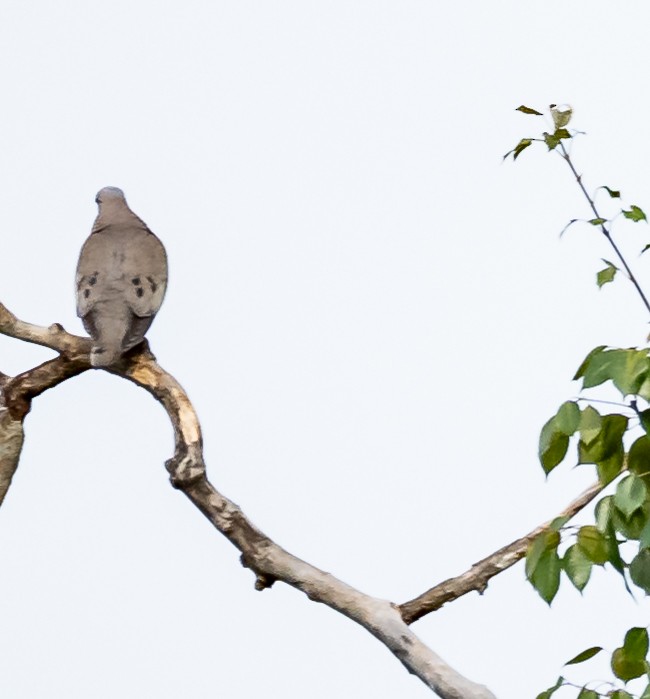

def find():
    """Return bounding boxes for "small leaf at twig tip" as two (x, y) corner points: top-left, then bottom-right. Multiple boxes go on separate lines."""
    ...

(564, 646), (602, 665)
(602, 186), (621, 199)
(589, 218), (607, 226)
(623, 205), (647, 223)
(516, 104), (543, 115)
(535, 676), (564, 699)
(543, 128), (571, 151)
(543, 132), (558, 150)
(550, 103), (573, 129)
(504, 137), (533, 161)
(641, 243), (650, 255)
(596, 261), (618, 288)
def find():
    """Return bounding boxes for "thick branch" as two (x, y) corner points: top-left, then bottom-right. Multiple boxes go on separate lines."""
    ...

(0, 304), (92, 503)
(398, 482), (603, 625)
(0, 304), (608, 696)
(0, 302), (90, 355)
(0, 307), (496, 697)
(120, 352), (496, 698)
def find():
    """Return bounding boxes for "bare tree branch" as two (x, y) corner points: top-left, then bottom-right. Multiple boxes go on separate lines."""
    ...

(399, 482), (603, 625)
(119, 351), (496, 698)
(0, 406), (24, 507)
(0, 303), (89, 354)
(0, 303), (600, 698)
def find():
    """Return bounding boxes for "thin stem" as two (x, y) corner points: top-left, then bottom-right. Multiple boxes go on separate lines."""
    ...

(558, 141), (650, 317)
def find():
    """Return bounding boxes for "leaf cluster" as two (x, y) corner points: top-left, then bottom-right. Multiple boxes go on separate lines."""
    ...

(531, 347), (650, 605)
(510, 103), (650, 699)
(537, 628), (650, 698)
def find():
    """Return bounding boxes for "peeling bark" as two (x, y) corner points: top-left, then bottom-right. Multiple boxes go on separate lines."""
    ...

(0, 406), (24, 506)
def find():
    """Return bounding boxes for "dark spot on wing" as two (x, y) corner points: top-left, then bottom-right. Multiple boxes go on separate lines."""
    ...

(84, 289), (91, 299)
(132, 277), (141, 285)
(136, 287), (144, 298)
(147, 276), (157, 293)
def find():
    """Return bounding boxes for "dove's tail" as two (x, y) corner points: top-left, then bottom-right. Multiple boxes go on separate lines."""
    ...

(84, 302), (130, 367)
(90, 343), (123, 367)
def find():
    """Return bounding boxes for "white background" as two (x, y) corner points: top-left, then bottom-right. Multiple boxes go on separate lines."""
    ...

(1, 2), (650, 697)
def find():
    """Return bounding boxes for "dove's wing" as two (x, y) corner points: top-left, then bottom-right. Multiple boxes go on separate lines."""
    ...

(75, 187), (169, 367)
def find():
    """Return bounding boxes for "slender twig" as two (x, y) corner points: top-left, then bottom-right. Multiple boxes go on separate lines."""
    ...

(557, 141), (650, 316)
(398, 481), (603, 625)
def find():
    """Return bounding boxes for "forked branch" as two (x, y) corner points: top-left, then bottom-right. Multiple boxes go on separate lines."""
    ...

(0, 303), (603, 698)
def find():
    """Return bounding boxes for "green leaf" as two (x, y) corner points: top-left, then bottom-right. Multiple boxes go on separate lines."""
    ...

(549, 515), (570, 531)
(578, 414), (627, 485)
(596, 495), (614, 533)
(640, 519), (650, 549)
(580, 350), (621, 389)
(611, 646), (647, 681)
(612, 504), (648, 539)
(615, 475), (648, 519)
(535, 676), (564, 699)
(613, 350), (650, 396)
(597, 450), (625, 486)
(628, 436), (650, 480)
(639, 374), (650, 402)
(589, 217), (607, 226)
(503, 138), (534, 161)
(579, 406), (602, 445)
(565, 646), (602, 665)
(623, 627), (649, 660)
(555, 401), (581, 435)
(574, 346), (607, 380)
(639, 410), (650, 436)
(610, 691), (634, 699)
(544, 131), (561, 150)
(516, 105), (543, 115)
(586, 414), (627, 458)
(597, 261), (618, 288)
(577, 525), (609, 564)
(563, 545), (592, 591)
(630, 548), (650, 593)
(539, 417), (570, 474)
(576, 689), (598, 699)
(606, 527), (631, 592)
(530, 548), (561, 604)
(578, 348), (650, 396)
(623, 205), (648, 223)
(526, 530), (561, 579)
(603, 186), (621, 199)
(641, 244), (650, 256)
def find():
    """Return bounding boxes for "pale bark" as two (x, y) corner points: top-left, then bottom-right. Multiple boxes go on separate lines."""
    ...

(0, 302), (602, 698)
(398, 482), (603, 624)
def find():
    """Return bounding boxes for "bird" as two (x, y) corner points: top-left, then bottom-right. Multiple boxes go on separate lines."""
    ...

(75, 187), (168, 367)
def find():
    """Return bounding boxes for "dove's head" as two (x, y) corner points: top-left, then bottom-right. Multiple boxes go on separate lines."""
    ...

(95, 186), (126, 206)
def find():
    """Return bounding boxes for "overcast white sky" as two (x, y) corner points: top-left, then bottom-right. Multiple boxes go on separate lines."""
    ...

(2, 2), (650, 698)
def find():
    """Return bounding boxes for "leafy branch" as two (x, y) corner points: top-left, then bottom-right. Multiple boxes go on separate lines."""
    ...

(509, 105), (650, 698)
(505, 104), (650, 312)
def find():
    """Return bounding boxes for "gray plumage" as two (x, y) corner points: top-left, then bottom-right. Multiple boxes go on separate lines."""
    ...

(76, 187), (168, 367)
